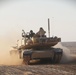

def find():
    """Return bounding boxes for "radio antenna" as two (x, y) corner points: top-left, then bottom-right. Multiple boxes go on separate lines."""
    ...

(48, 18), (50, 37)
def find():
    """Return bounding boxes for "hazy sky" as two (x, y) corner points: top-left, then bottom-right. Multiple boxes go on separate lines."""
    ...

(0, 0), (76, 45)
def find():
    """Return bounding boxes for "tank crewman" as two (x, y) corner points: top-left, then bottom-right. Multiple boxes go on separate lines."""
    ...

(22, 29), (26, 37)
(36, 27), (46, 37)
(22, 30), (30, 39)
(29, 30), (35, 38)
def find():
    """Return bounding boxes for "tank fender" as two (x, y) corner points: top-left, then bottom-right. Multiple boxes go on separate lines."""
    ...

(53, 48), (63, 53)
(23, 50), (33, 60)
(23, 50), (32, 55)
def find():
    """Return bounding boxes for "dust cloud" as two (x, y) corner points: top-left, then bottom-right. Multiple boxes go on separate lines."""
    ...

(0, 37), (22, 65)
(54, 42), (73, 63)
(0, 51), (22, 65)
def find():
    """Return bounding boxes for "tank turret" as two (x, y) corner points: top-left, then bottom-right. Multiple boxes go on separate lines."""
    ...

(19, 18), (61, 50)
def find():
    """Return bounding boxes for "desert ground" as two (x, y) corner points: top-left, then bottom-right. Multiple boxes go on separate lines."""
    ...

(0, 42), (76, 75)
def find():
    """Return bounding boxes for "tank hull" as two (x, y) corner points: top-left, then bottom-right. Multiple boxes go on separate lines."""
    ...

(23, 48), (63, 64)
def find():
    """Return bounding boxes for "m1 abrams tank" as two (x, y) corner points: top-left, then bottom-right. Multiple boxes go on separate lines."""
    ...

(18, 19), (63, 64)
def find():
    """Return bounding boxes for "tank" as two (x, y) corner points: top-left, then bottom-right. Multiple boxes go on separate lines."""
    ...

(18, 19), (63, 65)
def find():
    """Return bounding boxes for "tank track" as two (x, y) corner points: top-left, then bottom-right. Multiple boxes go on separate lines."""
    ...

(51, 48), (63, 63)
(23, 55), (31, 65)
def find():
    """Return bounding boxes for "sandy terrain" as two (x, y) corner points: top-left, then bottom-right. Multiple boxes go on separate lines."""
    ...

(0, 58), (76, 75)
(0, 42), (76, 75)
(0, 64), (76, 75)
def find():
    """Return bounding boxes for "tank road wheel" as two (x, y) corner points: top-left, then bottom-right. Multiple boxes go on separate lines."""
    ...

(23, 55), (30, 65)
